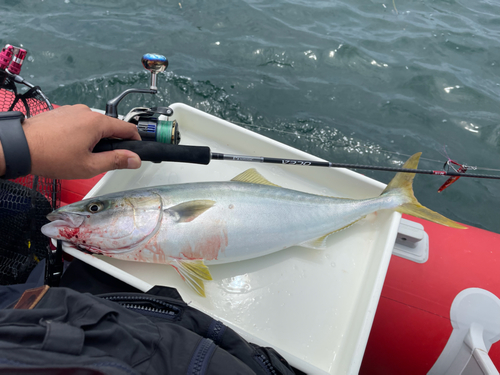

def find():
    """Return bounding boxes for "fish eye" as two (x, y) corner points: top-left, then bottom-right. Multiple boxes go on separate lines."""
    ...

(87, 201), (104, 213)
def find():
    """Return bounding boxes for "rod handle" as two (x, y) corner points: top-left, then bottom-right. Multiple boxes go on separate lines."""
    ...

(93, 139), (211, 164)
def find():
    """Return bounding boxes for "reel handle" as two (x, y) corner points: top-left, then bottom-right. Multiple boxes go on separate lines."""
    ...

(141, 53), (168, 90)
(105, 53), (168, 118)
(93, 139), (211, 165)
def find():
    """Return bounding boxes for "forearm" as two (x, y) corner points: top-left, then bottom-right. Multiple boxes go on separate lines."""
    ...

(0, 105), (142, 180)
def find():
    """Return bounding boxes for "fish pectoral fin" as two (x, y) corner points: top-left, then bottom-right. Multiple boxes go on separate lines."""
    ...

(170, 259), (213, 297)
(231, 168), (281, 187)
(166, 200), (215, 223)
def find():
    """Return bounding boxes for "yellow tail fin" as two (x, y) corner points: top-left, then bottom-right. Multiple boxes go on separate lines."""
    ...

(382, 153), (466, 229)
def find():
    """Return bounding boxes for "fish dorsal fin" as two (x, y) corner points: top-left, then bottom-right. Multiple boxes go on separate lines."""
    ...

(231, 168), (281, 187)
(170, 259), (213, 297)
(166, 200), (215, 223)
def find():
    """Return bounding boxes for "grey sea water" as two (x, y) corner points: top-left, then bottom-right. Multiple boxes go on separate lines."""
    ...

(1, 0), (500, 233)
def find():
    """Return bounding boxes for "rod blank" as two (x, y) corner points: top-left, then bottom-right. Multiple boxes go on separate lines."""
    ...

(211, 153), (500, 180)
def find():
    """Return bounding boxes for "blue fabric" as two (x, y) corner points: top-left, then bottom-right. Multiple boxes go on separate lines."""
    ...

(0, 259), (45, 309)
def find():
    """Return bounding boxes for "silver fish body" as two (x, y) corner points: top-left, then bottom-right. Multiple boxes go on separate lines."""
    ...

(42, 180), (404, 263)
(41, 155), (465, 296)
(131, 181), (405, 265)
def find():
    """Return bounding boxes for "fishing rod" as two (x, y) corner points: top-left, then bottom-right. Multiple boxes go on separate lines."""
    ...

(93, 139), (500, 181)
(94, 53), (500, 184)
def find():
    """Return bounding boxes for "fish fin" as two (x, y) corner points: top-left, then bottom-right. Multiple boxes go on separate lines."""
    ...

(170, 259), (213, 297)
(166, 200), (215, 223)
(231, 168), (281, 187)
(300, 233), (331, 249)
(383, 153), (467, 229)
(300, 219), (363, 249)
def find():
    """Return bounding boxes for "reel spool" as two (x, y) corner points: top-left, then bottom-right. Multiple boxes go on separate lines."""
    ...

(124, 106), (181, 145)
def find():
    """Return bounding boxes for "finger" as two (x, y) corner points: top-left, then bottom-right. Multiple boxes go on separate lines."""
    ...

(101, 117), (141, 141)
(90, 150), (142, 175)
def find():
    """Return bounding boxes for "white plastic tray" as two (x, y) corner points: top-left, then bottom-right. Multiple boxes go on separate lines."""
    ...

(62, 103), (401, 374)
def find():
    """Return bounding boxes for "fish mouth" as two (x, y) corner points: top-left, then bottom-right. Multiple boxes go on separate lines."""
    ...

(46, 211), (86, 227)
(41, 212), (86, 238)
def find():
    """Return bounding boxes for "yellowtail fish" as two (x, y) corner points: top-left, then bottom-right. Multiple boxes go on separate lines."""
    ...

(41, 153), (465, 296)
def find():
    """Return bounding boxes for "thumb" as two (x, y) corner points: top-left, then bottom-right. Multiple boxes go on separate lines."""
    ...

(92, 150), (142, 174)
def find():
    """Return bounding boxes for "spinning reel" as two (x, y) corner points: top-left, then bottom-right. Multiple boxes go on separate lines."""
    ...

(94, 53), (208, 164)
(104, 53), (180, 145)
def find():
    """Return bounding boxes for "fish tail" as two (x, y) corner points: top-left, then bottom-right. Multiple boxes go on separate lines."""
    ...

(382, 152), (466, 229)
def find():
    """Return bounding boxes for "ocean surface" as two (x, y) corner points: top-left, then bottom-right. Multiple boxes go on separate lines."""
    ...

(1, 0), (500, 233)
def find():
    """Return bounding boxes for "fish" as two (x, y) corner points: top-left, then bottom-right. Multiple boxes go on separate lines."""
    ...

(41, 153), (465, 296)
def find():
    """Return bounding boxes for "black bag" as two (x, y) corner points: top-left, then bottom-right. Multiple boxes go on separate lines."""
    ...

(0, 284), (298, 375)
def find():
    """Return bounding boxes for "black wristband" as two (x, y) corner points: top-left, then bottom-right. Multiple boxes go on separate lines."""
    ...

(0, 111), (31, 179)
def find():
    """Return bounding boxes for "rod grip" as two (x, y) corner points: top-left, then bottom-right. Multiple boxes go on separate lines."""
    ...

(93, 139), (211, 164)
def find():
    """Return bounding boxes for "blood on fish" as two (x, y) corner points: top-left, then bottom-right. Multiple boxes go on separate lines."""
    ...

(141, 236), (167, 264)
(181, 228), (228, 261)
(59, 227), (80, 240)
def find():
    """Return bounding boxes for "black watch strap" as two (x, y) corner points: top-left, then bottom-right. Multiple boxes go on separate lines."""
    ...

(0, 111), (31, 179)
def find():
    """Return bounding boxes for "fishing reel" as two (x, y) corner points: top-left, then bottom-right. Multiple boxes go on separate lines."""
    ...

(124, 106), (180, 145)
(95, 53), (209, 164)
(104, 53), (180, 145)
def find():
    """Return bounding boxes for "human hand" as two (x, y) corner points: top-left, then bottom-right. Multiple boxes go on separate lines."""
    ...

(20, 104), (142, 179)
